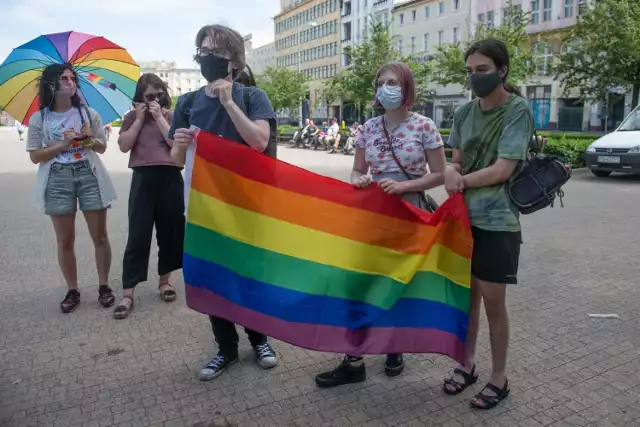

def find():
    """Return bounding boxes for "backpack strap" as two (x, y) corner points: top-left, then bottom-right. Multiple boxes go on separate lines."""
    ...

(180, 91), (198, 125)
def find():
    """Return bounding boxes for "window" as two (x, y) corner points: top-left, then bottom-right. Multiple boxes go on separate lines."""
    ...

(531, 0), (540, 24)
(439, 1), (444, 15)
(487, 11), (494, 28)
(534, 42), (552, 75)
(578, 0), (587, 14)
(438, 30), (444, 46)
(543, 0), (552, 21)
(412, 10), (416, 21)
(478, 13), (485, 23)
(425, 6), (430, 19)
(453, 0), (460, 11)
(399, 13), (404, 24)
(411, 36), (416, 53)
(398, 38), (403, 55)
(424, 33), (430, 51)
(453, 26), (459, 43)
(561, 38), (580, 53)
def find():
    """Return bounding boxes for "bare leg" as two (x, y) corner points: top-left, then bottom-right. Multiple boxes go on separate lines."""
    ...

(50, 214), (78, 289)
(444, 275), (482, 392)
(83, 209), (111, 285)
(470, 279), (509, 406)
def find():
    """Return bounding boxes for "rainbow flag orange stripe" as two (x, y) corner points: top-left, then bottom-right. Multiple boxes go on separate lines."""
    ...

(184, 132), (473, 362)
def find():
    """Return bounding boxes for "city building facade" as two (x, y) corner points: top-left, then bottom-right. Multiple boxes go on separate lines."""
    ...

(139, 61), (206, 97)
(475, 0), (630, 131)
(274, 0), (342, 121)
(341, 0), (394, 67)
(392, 0), (473, 127)
(247, 42), (277, 76)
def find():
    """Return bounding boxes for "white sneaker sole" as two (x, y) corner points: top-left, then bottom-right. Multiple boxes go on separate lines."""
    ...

(198, 357), (238, 381)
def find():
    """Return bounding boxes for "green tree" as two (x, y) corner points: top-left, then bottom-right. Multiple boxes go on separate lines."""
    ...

(431, 1), (534, 88)
(553, 0), (640, 107)
(330, 21), (401, 117)
(256, 66), (307, 117)
(319, 78), (342, 120)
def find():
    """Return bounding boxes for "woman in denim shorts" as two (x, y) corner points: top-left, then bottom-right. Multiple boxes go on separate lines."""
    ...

(26, 64), (117, 313)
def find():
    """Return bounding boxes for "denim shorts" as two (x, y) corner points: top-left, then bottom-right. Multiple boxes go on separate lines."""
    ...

(45, 161), (108, 216)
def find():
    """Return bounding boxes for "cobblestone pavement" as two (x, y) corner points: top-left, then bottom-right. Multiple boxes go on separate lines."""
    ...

(1, 127), (639, 427)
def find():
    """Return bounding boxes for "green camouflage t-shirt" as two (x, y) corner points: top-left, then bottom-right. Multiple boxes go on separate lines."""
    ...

(448, 94), (534, 232)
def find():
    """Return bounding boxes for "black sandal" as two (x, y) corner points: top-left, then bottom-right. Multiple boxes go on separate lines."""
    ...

(98, 285), (115, 308)
(159, 284), (177, 302)
(443, 365), (478, 395)
(470, 380), (510, 410)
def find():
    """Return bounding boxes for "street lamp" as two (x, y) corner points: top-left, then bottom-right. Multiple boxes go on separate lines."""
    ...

(298, 21), (317, 127)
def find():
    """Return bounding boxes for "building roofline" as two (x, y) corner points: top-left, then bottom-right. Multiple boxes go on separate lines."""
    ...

(392, 0), (431, 13)
(273, 0), (314, 20)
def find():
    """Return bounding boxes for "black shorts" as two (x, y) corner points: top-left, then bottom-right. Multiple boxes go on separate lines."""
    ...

(471, 226), (522, 285)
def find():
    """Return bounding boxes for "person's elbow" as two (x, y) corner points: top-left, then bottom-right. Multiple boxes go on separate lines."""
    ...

(29, 152), (40, 164)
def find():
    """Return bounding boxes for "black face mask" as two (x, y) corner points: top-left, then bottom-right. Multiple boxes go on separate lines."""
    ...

(467, 71), (503, 98)
(199, 55), (231, 82)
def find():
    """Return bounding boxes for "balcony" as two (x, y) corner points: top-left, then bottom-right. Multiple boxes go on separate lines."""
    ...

(373, 0), (388, 7)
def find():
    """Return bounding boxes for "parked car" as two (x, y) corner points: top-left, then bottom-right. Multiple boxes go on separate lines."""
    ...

(585, 105), (640, 177)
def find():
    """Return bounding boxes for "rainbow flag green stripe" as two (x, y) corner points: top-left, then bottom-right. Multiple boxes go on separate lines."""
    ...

(185, 222), (471, 313)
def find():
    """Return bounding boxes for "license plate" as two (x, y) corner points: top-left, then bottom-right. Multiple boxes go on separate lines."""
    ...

(597, 156), (620, 164)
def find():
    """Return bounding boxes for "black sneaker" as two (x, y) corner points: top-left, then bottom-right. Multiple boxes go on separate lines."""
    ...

(253, 343), (278, 369)
(60, 289), (81, 313)
(384, 353), (405, 377)
(315, 357), (367, 388)
(198, 354), (238, 381)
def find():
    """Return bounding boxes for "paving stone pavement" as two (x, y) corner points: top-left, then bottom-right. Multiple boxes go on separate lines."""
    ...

(1, 127), (639, 427)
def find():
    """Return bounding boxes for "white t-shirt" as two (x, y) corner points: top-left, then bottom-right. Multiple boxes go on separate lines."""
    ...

(45, 109), (87, 164)
(328, 123), (339, 135)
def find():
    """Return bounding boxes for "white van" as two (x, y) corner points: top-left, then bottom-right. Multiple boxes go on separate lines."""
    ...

(584, 105), (640, 177)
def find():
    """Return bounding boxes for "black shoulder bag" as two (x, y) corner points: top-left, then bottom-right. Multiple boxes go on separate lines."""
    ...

(381, 117), (439, 213)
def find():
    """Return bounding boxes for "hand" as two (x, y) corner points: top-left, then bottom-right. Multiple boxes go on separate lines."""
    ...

(378, 178), (409, 195)
(80, 124), (93, 139)
(444, 167), (465, 195)
(62, 130), (78, 147)
(352, 174), (372, 188)
(134, 102), (147, 121)
(208, 79), (233, 107)
(148, 101), (163, 120)
(173, 128), (196, 149)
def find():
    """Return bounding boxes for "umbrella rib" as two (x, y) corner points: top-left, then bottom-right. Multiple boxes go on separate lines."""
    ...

(0, 75), (41, 115)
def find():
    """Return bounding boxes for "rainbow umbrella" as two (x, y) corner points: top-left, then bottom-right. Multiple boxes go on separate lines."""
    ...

(0, 31), (139, 125)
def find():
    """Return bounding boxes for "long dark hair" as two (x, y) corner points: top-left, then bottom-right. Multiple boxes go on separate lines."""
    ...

(464, 38), (523, 97)
(38, 63), (83, 110)
(132, 73), (171, 108)
(234, 65), (256, 86)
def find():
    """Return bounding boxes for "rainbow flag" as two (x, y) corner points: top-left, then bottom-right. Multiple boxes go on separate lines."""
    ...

(184, 132), (473, 363)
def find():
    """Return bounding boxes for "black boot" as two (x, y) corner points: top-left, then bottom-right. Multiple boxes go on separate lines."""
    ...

(384, 353), (405, 377)
(315, 356), (366, 388)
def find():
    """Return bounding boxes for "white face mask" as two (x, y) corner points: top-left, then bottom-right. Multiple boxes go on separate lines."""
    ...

(376, 85), (403, 110)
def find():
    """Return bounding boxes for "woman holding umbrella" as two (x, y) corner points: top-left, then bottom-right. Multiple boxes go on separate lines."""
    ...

(26, 63), (117, 313)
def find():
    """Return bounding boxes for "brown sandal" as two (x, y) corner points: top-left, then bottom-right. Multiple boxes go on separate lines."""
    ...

(113, 296), (134, 319)
(159, 284), (177, 302)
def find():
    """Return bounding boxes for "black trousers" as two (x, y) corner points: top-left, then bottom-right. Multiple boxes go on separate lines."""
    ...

(122, 166), (185, 289)
(210, 316), (267, 357)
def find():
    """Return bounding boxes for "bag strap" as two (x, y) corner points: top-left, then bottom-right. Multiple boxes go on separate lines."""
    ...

(243, 87), (251, 116)
(179, 91), (198, 125)
(381, 116), (430, 207)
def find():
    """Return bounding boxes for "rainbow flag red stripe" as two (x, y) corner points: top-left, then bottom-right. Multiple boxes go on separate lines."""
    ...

(184, 132), (472, 362)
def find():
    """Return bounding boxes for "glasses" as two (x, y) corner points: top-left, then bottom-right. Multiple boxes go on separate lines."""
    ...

(59, 76), (77, 83)
(144, 92), (166, 102)
(196, 47), (231, 59)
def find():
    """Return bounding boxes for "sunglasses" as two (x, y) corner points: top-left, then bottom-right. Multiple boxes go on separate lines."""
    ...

(144, 93), (166, 102)
(196, 47), (231, 58)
